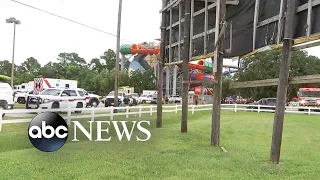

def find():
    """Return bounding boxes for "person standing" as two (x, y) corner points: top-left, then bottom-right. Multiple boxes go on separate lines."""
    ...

(123, 95), (130, 111)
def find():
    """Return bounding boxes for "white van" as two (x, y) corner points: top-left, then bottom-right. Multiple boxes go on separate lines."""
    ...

(0, 83), (14, 117)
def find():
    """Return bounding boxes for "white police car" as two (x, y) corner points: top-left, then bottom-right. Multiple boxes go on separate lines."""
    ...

(26, 87), (86, 113)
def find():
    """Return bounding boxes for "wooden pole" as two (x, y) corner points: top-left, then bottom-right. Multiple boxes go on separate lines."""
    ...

(114, 0), (123, 109)
(157, 0), (167, 128)
(270, 0), (296, 164)
(181, 0), (191, 133)
(211, 0), (226, 146)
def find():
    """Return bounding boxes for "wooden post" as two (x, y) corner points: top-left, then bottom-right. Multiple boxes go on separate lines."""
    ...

(270, 0), (296, 164)
(139, 105), (142, 118)
(211, 0), (226, 147)
(110, 107), (114, 121)
(67, 108), (71, 126)
(114, 0), (123, 109)
(156, 0), (167, 128)
(91, 107), (95, 122)
(181, 0), (191, 133)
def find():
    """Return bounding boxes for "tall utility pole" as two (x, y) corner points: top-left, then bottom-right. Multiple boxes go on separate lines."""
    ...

(181, 0), (191, 133)
(270, 0), (296, 164)
(211, 0), (226, 146)
(114, 0), (123, 109)
(157, 0), (167, 128)
(6, 17), (21, 88)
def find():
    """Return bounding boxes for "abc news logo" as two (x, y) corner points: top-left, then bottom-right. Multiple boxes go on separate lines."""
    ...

(28, 112), (151, 152)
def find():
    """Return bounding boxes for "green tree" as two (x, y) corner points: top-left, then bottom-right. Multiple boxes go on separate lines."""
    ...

(19, 57), (41, 75)
(90, 58), (104, 72)
(100, 49), (116, 71)
(0, 60), (13, 76)
(128, 69), (156, 93)
(57, 52), (87, 67)
(40, 62), (58, 78)
(234, 49), (320, 100)
(129, 70), (143, 93)
(222, 77), (236, 98)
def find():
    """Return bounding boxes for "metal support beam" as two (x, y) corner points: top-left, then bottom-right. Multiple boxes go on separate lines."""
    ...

(229, 21), (233, 54)
(190, 0), (195, 57)
(277, 0), (285, 44)
(120, 54), (125, 71)
(307, 0), (312, 37)
(165, 0), (239, 30)
(173, 66), (177, 95)
(179, 2), (182, 60)
(169, 5), (173, 63)
(166, 68), (170, 96)
(270, 0), (297, 164)
(204, 0), (209, 54)
(253, 0), (260, 50)
(165, 0), (320, 55)
(174, 1), (181, 96)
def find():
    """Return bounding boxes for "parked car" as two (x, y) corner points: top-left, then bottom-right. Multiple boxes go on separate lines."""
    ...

(246, 98), (277, 110)
(0, 83), (14, 117)
(150, 94), (158, 104)
(168, 95), (182, 103)
(138, 94), (153, 104)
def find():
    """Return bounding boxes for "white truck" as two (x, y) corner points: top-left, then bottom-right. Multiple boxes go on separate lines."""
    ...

(76, 88), (100, 107)
(14, 81), (34, 92)
(26, 87), (86, 113)
(33, 77), (77, 95)
(0, 82), (14, 117)
(14, 90), (33, 104)
(297, 87), (320, 112)
(104, 91), (125, 107)
(142, 90), (158, 95)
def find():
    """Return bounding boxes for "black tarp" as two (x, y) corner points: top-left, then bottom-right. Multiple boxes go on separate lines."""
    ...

(164, 0), (320, 59)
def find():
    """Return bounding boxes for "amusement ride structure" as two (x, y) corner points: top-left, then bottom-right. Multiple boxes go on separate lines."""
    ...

(119, 41), (238, 96)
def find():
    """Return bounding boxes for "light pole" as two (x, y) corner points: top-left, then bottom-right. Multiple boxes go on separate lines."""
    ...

(6, 17), (21, 88)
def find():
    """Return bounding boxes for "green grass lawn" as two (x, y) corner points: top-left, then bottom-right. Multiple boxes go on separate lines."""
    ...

(0, 110), (320, 179)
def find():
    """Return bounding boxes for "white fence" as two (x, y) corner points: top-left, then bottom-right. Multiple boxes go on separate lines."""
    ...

(0, 104), (320, 131)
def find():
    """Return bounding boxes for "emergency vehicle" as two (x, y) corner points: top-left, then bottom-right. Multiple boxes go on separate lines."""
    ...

(297, 86), (320, 111)
(142, 90), (158, 95)
(26, 87), (86, 113)
(33, 77), (77, 95)
(14, 81), (34, 92)
(118, 86), (134, 94)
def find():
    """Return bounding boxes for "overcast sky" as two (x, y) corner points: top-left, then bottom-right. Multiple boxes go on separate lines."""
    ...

(0, 0), (161, 66)
(0, 0), (319, 67)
